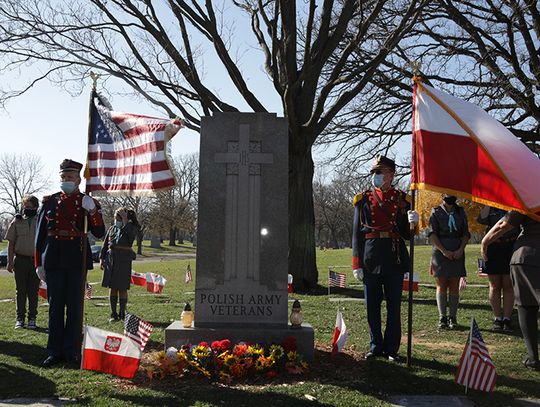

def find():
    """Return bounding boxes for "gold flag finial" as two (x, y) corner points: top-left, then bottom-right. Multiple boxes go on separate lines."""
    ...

(408, 60), (422, 83)
(90, 71), (100, 91)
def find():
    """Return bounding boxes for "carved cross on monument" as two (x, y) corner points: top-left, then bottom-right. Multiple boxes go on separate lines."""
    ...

(214, 124), (273, 283)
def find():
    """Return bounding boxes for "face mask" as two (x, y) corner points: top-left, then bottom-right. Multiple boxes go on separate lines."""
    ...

(60, 181), (76, 194)
(372, 173), (385, 188)
(443, 196), (457, 206)
(23, 208), (37, 217)
(115, 220), (123, 229)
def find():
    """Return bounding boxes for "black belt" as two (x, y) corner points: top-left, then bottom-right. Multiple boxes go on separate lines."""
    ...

(15, 254), (34, 260)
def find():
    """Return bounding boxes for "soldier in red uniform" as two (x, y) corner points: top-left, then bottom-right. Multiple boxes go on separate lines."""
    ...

(35, 159), (105, 367)
(352, 155), (417, 361)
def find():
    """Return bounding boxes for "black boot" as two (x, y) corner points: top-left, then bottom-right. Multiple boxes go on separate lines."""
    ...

(109, 296), (119, 322)
(119, 298), (128, 320)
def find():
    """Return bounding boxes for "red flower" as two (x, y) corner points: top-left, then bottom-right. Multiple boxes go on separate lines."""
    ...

(233, 343), (248, 357)
(211, 341), (221, 350)
(198, 341), (209, 348)
(281, 336), (297, 352)
(219, 339), (232, 350)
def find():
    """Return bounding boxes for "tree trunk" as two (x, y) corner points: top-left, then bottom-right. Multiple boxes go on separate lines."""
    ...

(168, 227), (177, 246)
(288, 144), (318, 292)
(136, 225), (145, 255)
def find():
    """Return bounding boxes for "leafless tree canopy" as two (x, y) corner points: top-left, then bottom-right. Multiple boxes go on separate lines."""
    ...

(0, 0), (427, 290)
(320, 0), (540, 175)
(0, 153), (50, 216)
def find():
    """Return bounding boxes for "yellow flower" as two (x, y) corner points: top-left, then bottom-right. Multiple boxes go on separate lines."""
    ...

(254, 357), (266, 371)
(192, 345), (210, 359)
(248, 344), (264, 356)
(223, 354), (238, 367)
(287, 351), (297, 361)
(269, 344), (284, 359)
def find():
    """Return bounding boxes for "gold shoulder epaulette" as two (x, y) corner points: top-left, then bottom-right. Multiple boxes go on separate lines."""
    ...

(352, 192), (363, 207)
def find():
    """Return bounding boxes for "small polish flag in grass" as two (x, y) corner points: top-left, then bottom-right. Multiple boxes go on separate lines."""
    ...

(332, 310), (348, 355)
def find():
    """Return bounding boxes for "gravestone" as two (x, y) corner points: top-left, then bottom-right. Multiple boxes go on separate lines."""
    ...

(165, 112), (313, 360)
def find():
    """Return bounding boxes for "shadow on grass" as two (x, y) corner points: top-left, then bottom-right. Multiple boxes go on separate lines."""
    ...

(112, 386), (333, 407)
(0, 362), (56, 398)
(0, 339), (46, 367)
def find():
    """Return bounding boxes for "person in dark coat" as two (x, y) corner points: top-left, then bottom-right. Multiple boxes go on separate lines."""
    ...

(100, 207), (139, 321)
(35, 159), (105, 367)
(482, 211), (540, 370)
(428, 194), (470, 329)
(477, 206), (518, 332)
(351, 155), (417, 361)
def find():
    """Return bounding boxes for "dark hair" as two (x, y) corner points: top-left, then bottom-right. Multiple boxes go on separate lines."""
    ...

(127, 209), (140, 229)
(22, 195), (39, 208)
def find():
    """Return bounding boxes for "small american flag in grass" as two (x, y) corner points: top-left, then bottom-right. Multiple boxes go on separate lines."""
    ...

(329, 270), (346, 288)
(185, 263), (193, 284)
(124, 313), (154, 351)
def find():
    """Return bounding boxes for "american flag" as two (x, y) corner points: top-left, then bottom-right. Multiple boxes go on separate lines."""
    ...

(185, 263), (193, 284)
(84, 282), (93, 300)
(124, 313), (154, 351)
(329, 270), (346, 288)
(455, 318), (497, 392)
(85, 90), (183, 196)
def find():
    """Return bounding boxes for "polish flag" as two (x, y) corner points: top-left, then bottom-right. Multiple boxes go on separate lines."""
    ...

(130, 270), (147, 287)
(402, 272), (419, 292)
(332, 310), (348, 355)
(38, 281), (47, 300)
(412, 79), (540, 219)
(146, 272), (167, 293)
(82, 325), (141, 379)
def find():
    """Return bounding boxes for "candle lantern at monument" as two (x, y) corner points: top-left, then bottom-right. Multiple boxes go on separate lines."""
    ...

(290, 299), (303, 328)
(181, 303), (194, 328)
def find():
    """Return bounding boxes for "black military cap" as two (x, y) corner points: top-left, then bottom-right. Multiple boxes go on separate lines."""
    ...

(370, 155), (396, 173)
(59, 159), (83, 173)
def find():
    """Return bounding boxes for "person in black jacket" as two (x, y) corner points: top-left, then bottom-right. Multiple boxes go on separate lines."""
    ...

(35, 159), (105, 367)
(100, 207), (139, 322)
(351, 155), (417, 361)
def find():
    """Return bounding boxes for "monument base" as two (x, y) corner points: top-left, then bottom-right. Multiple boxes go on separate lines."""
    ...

(165, 321), (315, 362)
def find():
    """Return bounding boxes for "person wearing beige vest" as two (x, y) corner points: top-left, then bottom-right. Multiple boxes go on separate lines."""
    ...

(5, 195), (39, 329)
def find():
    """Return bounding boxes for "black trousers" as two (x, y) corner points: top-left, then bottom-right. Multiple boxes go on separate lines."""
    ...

(14, 255), (39, 320)
(46, 267), (83, 359)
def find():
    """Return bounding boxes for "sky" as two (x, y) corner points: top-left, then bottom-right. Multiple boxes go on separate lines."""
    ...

(0, 2), (285, 198)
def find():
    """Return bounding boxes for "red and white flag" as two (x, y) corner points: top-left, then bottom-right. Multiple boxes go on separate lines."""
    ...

(185, 263), (193, 284)
(402, 272), (419, 292)
(85, 282), (93, 300)
(130, 270), (147, 287)
(331, 310), (348, 355)
(124, 313), (154, 351)
(146, 272), (167, 293)
(455, 318), (497, 392)
(85, 90), (183, 196)
(82, 325), (142, 379)
(38, 281), (47, 300)
(412, 80), (540, 219)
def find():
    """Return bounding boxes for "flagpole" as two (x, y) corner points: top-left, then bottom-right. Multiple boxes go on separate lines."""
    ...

(328, 268), (331, 296)
(406, 189), (416, 368)
(76, 72), (99, 364)
(464, 317), (474, 394)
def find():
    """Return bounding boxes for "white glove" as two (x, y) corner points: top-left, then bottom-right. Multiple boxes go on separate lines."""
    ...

(36, 266), (46, 282)
(353, 268), (364, 281)
(408, 210), (419, 226)
(82, 195), (96, 212)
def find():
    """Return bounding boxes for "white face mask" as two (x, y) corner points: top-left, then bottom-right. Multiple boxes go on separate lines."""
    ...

(372, 173), (385, 188)
(115, 220), (123, 229)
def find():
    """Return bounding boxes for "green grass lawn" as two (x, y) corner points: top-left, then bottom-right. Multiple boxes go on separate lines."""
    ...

(0, 245), (538, 406)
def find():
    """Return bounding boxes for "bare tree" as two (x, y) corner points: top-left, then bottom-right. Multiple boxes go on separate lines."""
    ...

(0, 153), (50, 216)
(149, 153), (198, 245)
(0, 0), (425, 291)
(320, 0), (540, 175)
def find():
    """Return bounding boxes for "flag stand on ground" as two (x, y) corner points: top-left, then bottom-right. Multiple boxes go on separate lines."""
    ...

(455, 317), (497, 392)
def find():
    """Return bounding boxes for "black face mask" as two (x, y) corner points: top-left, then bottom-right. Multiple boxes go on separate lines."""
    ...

(23, 208), (37, 217)
(443, 196), (457, 206)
